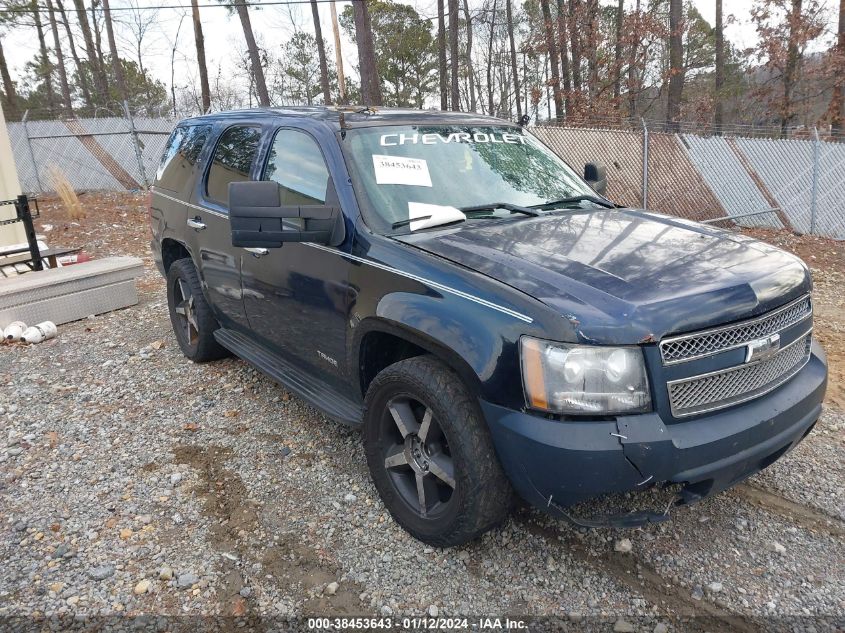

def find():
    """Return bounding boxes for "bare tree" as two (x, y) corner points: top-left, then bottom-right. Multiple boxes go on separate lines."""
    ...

(32, 0), (58, 114)
(568, 0), (581, 92)
(329, 0), (346, 103)
(556, 0), (571, 113)
(352, 0), (382, 105)
(613, 0), (623, 108)
(506, 0), (521, 118)
(627, 0), (640, 117)
(585, 0), (598, 104)
(190, 0), (211, 112)
(666, 0), (684, 130)
(55, 0), (93, 106)
(46, 0), (73, 115)
(230, 0), (270, 106)
(437, 0), (448, 108)
(448, 0), (459, 109)
(0, 36), (19, 119)
(714, 0), (724, 131)
(462, 0), (476, 111)
(782, 0), (803, 137)
(72, 0), (109, 104)
(310, 0), (332, 104)
(832, 0), (845, 135)
(539, 0), (562, 119)
(170, 13), (185, 117)
(102, 0), (128, 104)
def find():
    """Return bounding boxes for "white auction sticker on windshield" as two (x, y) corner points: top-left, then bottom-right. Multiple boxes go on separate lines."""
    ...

(372, 154), (432, 187)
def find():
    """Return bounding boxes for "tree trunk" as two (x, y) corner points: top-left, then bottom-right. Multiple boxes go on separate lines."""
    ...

(102, 0), (128, 105)
(568, 0), (581, 92)
(556, 0), (571, 114)
(0, 37), (19, 119)
(72, 0), (109, 105)
(627, 0), (640, 117)
(56, 0), (93, 107)
(46, 0), (73, 115)
(613, 0), (624, 108)
(506, 0), (521, 119)
(448, 0), (460, 110)
(539, 0), (562, 120)
(91, 2), (106, 72)
(585, 0), (599, 105)
(666, 0), (684, 130)
(329, 1), (346, 104)
(486, 0), (496, 115)
(310, 0), (332, 105)
(714, 0), (724, 133)
(33, 1), (58, 115)
(462, 0), (476, 112)
(190, 0), (211, 112)
(352, 0), (382, 105)
(437, 0), (448, 109)
(831, 0), (845, 136)
(781, 0), (802, 138)
(233, 0), (270, 106)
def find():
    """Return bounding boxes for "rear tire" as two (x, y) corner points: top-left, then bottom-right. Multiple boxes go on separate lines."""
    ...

(363, 355), (514, 547)
(166, 258), (229, 362)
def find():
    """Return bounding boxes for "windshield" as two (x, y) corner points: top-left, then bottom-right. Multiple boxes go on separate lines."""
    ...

(343, 124), (599, 234)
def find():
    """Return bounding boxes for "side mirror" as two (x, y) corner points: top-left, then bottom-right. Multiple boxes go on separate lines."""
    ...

(228, 180), (344, 248)
(584, 162), (608, 197)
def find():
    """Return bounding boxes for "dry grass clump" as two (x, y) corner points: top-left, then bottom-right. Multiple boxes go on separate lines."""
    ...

(46, 165), (84, 220)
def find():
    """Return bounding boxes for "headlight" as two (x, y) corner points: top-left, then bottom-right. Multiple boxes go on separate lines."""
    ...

(520, 337), (651, 414)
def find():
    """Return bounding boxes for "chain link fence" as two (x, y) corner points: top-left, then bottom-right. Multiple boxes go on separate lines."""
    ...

(532, 122), (845, 239)
(5, 112), (845, 240)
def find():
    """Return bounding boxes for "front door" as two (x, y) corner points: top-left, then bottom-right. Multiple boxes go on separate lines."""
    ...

(189, 124), (263, 330)
(240, 127), (351, 392)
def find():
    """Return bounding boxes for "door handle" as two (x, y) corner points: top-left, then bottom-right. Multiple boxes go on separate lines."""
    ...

(187, 217), (206, 230)
(244, 247), (269, 257)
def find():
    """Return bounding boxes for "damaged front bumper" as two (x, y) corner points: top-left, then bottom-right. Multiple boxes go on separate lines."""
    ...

(481, 344), (827, 528)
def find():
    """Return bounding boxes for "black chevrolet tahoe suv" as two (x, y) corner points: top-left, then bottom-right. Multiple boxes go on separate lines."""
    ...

(150, 107), (827, 546)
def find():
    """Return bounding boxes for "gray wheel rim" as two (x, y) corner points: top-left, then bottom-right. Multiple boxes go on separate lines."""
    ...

(380, 395), (456, 518)
(173, 278), (199, 346)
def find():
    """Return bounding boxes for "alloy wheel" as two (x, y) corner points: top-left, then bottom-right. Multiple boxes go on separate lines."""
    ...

(380, 395), (456, 518)
(173, 278), (199, 346)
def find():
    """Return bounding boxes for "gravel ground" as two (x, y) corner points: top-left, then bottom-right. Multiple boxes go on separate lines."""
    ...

(1, 195), (843, 631)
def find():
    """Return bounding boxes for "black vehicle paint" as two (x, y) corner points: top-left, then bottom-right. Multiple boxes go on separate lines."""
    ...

(150, 106), (827, 529)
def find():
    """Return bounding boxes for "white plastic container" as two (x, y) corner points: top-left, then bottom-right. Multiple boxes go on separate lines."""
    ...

(3, 321), (27, 341)
(21, 321), (58, 344)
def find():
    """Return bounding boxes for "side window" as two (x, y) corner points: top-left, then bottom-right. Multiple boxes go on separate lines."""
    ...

(155, 124), (211, 191)
(205, 125), (262, 204)
(264, 129), (330, 205)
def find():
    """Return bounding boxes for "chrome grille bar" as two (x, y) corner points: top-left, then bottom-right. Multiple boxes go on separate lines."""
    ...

(660, 295), (812, 365)
(667, 331), (812, 418)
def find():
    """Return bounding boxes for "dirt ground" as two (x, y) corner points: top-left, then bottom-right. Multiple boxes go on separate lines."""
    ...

(1, 192), (841, 630)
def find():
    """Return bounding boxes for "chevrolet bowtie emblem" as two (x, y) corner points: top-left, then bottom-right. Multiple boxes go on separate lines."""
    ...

(745, 333), (780, 363)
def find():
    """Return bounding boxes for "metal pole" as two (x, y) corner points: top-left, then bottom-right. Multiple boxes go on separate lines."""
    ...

(123, 100), (149, 188)
(810, 126), (820, 235)
(20, 110), (44, 193)
(641, 117), (649, 210)
(17, 194), (43, 271)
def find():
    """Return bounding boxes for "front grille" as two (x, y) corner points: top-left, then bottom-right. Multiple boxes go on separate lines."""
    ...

(667, 332), (812, 418)
(660, 295), (812, 365)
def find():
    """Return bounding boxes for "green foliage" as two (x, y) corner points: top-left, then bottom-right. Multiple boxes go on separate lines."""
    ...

(277, 31), (335, 106)
(340, 0), (437, 107)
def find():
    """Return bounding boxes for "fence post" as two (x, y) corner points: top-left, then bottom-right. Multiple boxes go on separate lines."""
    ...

(810, 126), (820, 235)
(641, 117), (649, 210)
(123, 100), (149, 188)
(20, 110), (44, 193)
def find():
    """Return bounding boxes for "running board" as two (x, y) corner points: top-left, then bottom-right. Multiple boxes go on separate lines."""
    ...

(213, 328), (363, 426)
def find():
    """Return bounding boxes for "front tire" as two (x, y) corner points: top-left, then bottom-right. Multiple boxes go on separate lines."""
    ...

(166, 258), (229, 362)
(363, 356), (514, 547)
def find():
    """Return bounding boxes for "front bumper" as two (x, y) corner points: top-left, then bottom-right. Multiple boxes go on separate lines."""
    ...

(481, 341), (827, 525)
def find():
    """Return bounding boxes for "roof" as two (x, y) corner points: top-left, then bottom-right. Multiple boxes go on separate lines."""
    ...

(180, 106), (516, 130)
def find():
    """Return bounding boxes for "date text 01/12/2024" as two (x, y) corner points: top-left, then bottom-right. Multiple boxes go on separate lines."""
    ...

(306, 617), (528, 630)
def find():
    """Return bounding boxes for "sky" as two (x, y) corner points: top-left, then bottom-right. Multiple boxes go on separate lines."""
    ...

(0, 0), (811, 107)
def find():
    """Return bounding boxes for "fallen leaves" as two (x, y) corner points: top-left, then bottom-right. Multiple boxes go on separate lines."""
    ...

(183, 422), (200, 432)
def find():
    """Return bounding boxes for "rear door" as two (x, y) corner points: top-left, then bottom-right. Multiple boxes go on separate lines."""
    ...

(239, 126), (351, 391)
(188, 123), (263, 330)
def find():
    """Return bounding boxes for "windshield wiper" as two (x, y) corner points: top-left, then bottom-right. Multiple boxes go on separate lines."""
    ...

(391, 215), (466, 230)
(459, 202), (545, 217)
(529, 195), (616, 210)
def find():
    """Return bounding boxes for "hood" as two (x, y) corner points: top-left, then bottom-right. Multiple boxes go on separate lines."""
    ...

(395, 209), (811, 343)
